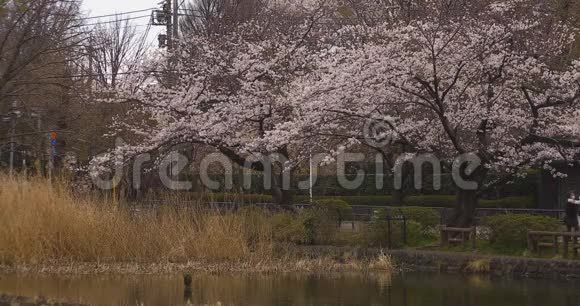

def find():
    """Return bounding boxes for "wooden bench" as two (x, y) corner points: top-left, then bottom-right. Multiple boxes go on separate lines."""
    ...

(527, 231), (580, 258)
(527, 231), (559, 255)
(441, 226), (476, 248)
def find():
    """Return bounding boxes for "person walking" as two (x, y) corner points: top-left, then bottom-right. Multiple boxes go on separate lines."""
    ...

(565, 191), (580, 232)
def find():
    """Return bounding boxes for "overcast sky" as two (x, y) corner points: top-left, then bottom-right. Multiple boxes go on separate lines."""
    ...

(81, 0), (159, 18)
(81, 0), (163, 43)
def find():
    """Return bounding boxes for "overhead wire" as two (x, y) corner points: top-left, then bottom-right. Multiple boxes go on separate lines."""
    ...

(18, 70), (179, 81)
(81, 15), (152, 27)
(77, 7), (157, 21)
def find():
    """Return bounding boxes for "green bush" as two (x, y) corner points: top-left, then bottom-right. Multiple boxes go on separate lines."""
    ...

(365, 207), (438, 247)
(482, 214), (561, 249)
(331, 196), (393, 206)
(270, 212), (306, 244)
(298, 209), (337, 245)
(392, 207), (440, 229)
(404, 195), (456, 207)
(363, 214), (408, 248)
(297, 195), (534, 209)
(480, 196), (535, 209)
(294, 195), (393, 206)
(405, 221), (425, 246)
(313, 199), (353, 222)
(364, 219), (426, 248)
(178, 192), (535, 209)
(300, 209), (319, 245)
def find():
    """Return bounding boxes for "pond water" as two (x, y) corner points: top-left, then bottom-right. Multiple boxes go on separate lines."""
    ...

(0, 272), (579, 306)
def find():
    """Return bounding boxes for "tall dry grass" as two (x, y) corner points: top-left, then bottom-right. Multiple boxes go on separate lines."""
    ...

(0, 176), (274, 264)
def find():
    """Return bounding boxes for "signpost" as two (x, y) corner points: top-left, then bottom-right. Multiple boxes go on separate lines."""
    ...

(49, 131), (57, 180)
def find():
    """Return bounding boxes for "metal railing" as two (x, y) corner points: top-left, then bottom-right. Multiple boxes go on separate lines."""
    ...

(134, 200), (565, 224)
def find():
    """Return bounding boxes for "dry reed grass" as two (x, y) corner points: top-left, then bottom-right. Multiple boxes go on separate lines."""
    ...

(0, 176), (396, 275)
(0, 176), (274, 265)
(464, 258), (491, 273)
(368, 253), (394, 271)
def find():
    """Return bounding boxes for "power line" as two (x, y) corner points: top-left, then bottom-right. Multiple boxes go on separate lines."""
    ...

(178, 8), (203, 12)
(18, 70), (178, 81)
(82, 15), (152, 27)
(78, 8), (156, 21)
(178, 14), (204, 17)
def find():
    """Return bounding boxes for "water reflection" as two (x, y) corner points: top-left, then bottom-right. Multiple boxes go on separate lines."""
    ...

(0, 272), (579, 306)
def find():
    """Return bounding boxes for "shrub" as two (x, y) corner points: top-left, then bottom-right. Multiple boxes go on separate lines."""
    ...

(405, 195), (534, 208)
(332, 196), (393, 206)
(313, 199), (353, 222)
(392, 207), (440, 229)
(184, 193), (536, 209)
(404, 195), (457, 207)
(363, 219), (411, 248)
(404, 221), (424, 246)
(270, 212), (306, 244)
(300, 209), (319, 245)
(363, 208), (438, 247)
(363, 209), (407, 248)
(299, 195), (534, 209)
(480, 196), (535, 209)
(299, 209), (337, 245)
(482, 214), (561, 249)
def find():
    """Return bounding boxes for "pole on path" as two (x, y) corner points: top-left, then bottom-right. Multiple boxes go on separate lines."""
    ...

(309, 151), (313, 203)
(9, 100), (17, 176)
(49, 131), (57, 181)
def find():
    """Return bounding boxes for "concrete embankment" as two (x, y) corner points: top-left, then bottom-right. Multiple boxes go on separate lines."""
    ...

(298, 246), (580, 280)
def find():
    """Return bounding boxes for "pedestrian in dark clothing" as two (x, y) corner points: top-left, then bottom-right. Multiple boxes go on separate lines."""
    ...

(565, 191), (580, 232)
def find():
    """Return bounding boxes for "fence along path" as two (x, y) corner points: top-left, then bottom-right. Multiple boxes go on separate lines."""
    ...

(135, 200), (564, 224)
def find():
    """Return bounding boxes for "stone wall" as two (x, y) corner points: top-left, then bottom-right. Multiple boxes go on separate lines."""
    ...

(298, 246), (580, 280)
(388, 250), (580, 280)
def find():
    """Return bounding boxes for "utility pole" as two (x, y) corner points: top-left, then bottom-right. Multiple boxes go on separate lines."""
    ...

(152, 0), (180, 188)
(152, 1), (177, 49)
(166, 0), (173, 51)
(173, 0), (179, 42)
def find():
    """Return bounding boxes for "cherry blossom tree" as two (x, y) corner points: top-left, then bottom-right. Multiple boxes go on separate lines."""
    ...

(292, 0), (580, 225)
(96, 4), (328, 206)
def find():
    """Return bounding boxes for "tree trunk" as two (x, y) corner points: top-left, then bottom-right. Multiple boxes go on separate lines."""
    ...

(272, 186), (293, 207)
(271, 169), (294, 210)
(449, 188), (478, 227)
(392, 162), (411, 206)
(382, 151), (408, 206)
(447, 157), (488, 227)
(392, 188), (405, 206)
